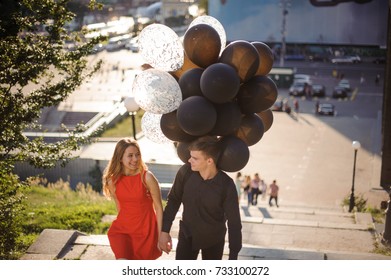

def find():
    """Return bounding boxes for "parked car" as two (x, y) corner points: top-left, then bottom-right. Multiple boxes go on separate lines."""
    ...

(373, 57), (386, 64)
(312, 84), (326, 97)
(348, 55), (361, 63)
(106, 34), (131, 52)
(289, 81), (306, 96)
(331, 56), (354, 64)
(338, 79), (351, 92)
(316, 103), (336, 116)
(332, 86), (348, 98)
(91, 43), (105, 53)
(294, 74), (312, 85)
(126, 36), (139, 53)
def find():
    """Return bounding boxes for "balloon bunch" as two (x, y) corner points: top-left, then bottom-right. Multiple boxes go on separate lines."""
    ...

(132, 16), (277, 172)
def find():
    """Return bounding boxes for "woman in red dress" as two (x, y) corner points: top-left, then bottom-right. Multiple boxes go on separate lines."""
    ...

(102, 138), (163, 260)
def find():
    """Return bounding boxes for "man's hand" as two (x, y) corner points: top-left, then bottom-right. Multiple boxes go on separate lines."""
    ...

(159, 232), (172, 254)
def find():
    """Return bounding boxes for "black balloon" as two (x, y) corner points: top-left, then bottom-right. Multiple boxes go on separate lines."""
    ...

(177, 96), (217, 136)
(210, 101), (242, 136)
(161, 111), (198, 142)
(237, 75), (278, 114)
(217, 135), (250, 172)
(257, 109), (273, 132)
(236, 114), (265, 146)
(200, 63), (240, 104)
(252, 41), (274, 76)
(183, 24), (221, 68)
(178, 68), (204, 100)
(176, 141), (191, 164)
(219, 40), (260, 82)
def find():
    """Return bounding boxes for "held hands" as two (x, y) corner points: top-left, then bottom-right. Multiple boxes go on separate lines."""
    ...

(159, 232), (172, 254)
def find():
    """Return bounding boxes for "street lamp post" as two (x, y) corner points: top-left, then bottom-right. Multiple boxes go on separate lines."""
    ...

(279, 0), (289, 67)
(124, 96), (140, 140)
(349, 141), (361, 212)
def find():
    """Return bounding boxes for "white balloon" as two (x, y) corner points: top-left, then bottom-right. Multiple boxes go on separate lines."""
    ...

(141, 112), (172, 144)
(133, 69), (182, 114)
(189, 15), (226, 54)
(139, 24), (184, 72)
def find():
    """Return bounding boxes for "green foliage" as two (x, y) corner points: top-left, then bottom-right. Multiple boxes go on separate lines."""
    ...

(342, 193), (385, 223)
(342, 193), (368, 212)
(0, 0), (105, 169)
(0, 165), (26, 260)
(0, 0), (105, 259)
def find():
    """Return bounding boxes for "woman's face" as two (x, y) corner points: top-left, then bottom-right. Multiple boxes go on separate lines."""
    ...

(121, 145), (140, 174)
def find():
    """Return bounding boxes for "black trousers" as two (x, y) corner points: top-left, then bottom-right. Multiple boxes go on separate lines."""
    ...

(175, 226), (225, 260)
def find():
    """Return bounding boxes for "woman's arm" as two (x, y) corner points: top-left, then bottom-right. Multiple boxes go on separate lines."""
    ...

(107, 179), (120, 213)
(145, 171), (164, 248)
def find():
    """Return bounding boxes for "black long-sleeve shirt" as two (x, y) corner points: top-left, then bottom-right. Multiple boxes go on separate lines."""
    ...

(162, 163), (242, 259)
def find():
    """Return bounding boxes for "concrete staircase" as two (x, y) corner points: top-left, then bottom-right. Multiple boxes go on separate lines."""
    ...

(21, 200), (391, 260)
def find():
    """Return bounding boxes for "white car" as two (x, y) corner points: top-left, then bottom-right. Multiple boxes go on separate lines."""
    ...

(338, 79), (351, 92)
(125, 36), (139, 53)
(293, 74), (312, 85)
(331, 56), (357, 64)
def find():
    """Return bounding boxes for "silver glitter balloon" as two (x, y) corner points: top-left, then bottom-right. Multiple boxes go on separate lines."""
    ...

(139, 24), (184, 72)
(133, 69), (182, 114)
(141, 112), (172, 144)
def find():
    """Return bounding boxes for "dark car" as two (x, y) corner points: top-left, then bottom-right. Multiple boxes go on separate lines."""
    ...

(316, 103), (335, 116)
(312, 84), (326, 97)
(289, 82), (306, 96)
(332, 86), (348, 99)
(373, 57), (386, 64)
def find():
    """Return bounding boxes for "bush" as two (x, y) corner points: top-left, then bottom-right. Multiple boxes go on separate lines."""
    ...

(0, 167), (26, 260)
(342, 193), (368, 212)
(342, 193), (385, 222)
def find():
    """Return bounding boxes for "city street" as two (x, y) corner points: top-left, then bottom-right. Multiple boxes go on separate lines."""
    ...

(76, 49), (388, 209)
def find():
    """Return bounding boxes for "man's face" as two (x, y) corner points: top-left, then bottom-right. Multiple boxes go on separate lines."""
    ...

(188, 150), (209, 172)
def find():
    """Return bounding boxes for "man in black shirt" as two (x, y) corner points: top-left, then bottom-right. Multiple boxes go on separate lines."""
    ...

(159, 136), (242, 260)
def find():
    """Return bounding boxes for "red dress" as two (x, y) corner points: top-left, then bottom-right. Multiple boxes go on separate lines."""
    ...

(107, 173), (162, 260)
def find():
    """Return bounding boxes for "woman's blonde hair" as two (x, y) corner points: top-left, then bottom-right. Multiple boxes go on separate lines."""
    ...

(102, 138), (148, 198)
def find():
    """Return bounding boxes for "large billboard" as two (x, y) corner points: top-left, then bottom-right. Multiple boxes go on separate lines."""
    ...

(209, 0), (388, 46)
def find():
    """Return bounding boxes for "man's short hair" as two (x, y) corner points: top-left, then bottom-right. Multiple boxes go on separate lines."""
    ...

(188, 136), (220, 163)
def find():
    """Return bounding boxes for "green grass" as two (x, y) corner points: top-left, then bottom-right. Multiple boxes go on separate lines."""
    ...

(100, 110), (144, 137)
(16, 178), (117, 258)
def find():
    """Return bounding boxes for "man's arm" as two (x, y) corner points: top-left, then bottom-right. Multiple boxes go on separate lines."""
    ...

(224, 178), (242, 260)
(159, 164), (190, 253)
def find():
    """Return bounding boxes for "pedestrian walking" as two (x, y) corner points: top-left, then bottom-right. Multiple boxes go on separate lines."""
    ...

(250, 173), (261, 205)
(235, 172), (243, 202)
(244, 175), (252, 207)
(293, 99), (299, 113)
(375, 74), (380, 85)
(269, 180), (280, 207)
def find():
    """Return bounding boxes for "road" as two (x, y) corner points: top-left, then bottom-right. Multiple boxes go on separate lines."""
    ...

(244, 60), (387, 208)
(81, 49), (388, 209)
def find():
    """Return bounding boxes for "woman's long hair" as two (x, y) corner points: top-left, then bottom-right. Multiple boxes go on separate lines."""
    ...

(102, 138), (148, 198)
